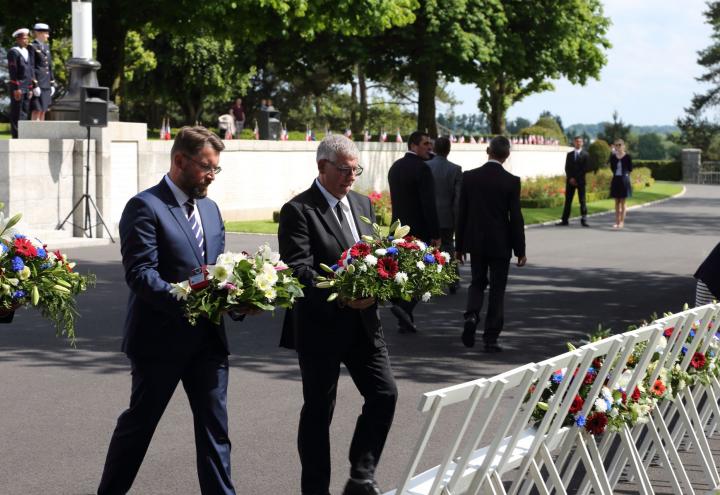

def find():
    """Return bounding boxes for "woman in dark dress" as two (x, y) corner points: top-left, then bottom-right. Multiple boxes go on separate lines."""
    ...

(609, 139), (633, 229)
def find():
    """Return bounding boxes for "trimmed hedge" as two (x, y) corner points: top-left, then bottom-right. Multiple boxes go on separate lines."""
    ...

(634, 160), (682, 181)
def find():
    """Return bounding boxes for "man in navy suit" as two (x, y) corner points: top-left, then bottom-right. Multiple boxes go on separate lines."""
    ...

(98, 127), (248, 495)
(279, 135), (398, 495)
(456, 136), (526, 353)
(7, 28), (35, 138)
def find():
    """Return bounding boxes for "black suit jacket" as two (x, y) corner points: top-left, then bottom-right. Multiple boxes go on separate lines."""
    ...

(388, 152), (440, 242)
(565, 149), (589, 184)
(695, 242), (720, 299)
(456, 161), (525, 260)
(278, 182), (383, 353)
(119, 179), (228, 360)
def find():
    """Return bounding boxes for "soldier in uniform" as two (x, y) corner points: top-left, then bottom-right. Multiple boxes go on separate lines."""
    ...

(30, 23), (55, 121)
(7, 28), (35, 138)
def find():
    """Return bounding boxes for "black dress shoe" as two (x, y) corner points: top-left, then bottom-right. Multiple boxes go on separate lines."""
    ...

(556, 220), (569, 226)
(342, 478), (382, 495)
(462, 315), (478, 347)
(391, 305), (417, 333)
(581, 219), (590, 227)
(484, 342), (503, 353)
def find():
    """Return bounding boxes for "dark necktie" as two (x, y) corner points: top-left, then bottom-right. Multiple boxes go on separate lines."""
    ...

(185, 200), (205, 258)
(335, 202), (355, 247)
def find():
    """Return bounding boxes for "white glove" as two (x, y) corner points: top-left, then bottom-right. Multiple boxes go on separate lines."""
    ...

(32, 87), (42, 97)
(50, 86), (55, 96)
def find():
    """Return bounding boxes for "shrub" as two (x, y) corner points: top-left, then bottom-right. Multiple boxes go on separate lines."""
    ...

(272, 210), (281, 223)
(519, 116), (567, 145)
(634, 160), (682, 181)
(588, 139), (611, 172)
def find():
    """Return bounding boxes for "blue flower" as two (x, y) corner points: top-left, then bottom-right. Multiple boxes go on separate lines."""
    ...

(331, 264), (339, 271)
(36, 247), (47, 259)
(423, 253), (436, 264)
(387, 247), (398, 256)
(551, 372), (563, 384)
(681, 346), (688, 355)
(387, 235), (394, 241)
(587, 366), (596, 374)
(12, 290), (26, 299)
(0, 244), (7, 254)
(346, 256), (353, 264)
(575, 415), (586, 427)
(710, 350), (716, 358)
(11, 256), (24, 272)
(40, 263), (52, 270)
(13, 234), (25, 239)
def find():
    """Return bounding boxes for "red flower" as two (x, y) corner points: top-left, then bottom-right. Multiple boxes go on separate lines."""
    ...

(433, 250), (446, 265)
(584, 370), (597, 385)
(377, 257), (398, 279)
(584, 412), (608, 435)
(690, 352), (707, 370)
(621, 391), (628, 404)
(368, 191), (382, 203)
(651, 379), (666, 397)
(14, 237), (37, 258)
(350, 243), (371, 258)
(403, 235), (416, 242)
(54, 249), (64, 261)
(592, 358), (603, 369)
(663, 327), (674, 338)
(631, 387), (641, 401)
(569, 395), (584, 414)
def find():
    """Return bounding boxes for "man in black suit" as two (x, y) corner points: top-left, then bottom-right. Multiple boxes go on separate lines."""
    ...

(7, 28), (35, 138)
(98, 127), (254, 495)
(387, 131), (440, 332)
(456, 136), (526, 352)
(279, 135), (398, 495)
(558, 136), (590, 227)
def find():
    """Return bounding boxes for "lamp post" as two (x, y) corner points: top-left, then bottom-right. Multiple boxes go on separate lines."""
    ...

(49, 0), (119, 121)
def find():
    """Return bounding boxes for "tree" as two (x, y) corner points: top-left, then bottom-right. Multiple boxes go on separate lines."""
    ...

(471, 0), (611, 134)
(686, 1), (720, 113)
(587, 139), (611, 172)
(506, 117), (531, 134)
(519, 116), (566, 144)
(597, 111), (633, 145)
(636, 133), (667, 160)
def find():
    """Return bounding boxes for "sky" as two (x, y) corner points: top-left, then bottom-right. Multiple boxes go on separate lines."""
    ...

(440, 0), (715, 126)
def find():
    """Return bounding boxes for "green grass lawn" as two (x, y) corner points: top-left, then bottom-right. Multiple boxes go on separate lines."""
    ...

(226, 181), (683, 234)
(522, 181), (683, 225)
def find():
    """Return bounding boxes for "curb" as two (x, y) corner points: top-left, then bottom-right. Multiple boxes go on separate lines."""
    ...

(526, 185), (687, 229)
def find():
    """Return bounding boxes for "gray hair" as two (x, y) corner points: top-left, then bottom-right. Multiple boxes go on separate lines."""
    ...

(316, 134), (359, 163)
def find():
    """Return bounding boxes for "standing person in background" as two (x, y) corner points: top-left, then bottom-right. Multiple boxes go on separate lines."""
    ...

(30, 23), (55, 121)
(695, 242), (720, 306)
(456, 136), (526, 353)
(609, 139), (633, 229)
(228, 98), (245, 137)
(387, 131), (440, 333)
(427, 136), (463, 293)
(557, 136), (590, 227)
(7, 28), (35, 138)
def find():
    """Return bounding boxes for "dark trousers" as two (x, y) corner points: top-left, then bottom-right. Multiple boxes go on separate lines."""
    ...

(10, 92), (31, 139)
(464, 255), (510, 344)
(297, 337), (397, 494)
(98, 343), (235, 495)
(561, 181), (587, 221)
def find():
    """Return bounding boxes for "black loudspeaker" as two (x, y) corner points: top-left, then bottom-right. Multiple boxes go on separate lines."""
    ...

(79, 86), (109, 127)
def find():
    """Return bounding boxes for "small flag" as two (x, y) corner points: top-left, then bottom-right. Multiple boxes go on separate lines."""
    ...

(450, 134), (457, 143)
(305, 125), (312, 142)
(224, 126), (233, 140)
(159, 119), (165, 139)
(164, 119), (172, 140)
(281, 124), (289, 141)
(363, 129), (371, 142)
(459, 135), (465, 144)
(253, 121), (260, 140)
(380, 129), (387, 142)
(344, 128), (352, 139)
(469, 135), (477, 144)
(395, 129), (403, 143)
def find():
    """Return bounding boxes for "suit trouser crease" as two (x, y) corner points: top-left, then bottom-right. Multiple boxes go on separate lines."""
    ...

(464, 256), (510, 344)
(561, 181), (587, 221)
(297, 345), (397, 493)
(98, 349), (235, 495)
(10, 94), (30, 138)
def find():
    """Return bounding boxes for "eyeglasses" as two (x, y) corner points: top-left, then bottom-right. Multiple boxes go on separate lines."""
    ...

(184, 153), (222, 175)
(327, 160), (363, 177)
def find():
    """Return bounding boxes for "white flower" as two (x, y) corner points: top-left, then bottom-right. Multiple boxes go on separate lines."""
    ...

(364, 255), (378, 266)
(216, 251), (239, 266)
(601, 386), (612, 401)
(264, 287), (277, 301)
(421, 292), (431, 302)
(262, 262), (279, 283)
(170, 281), (191, 301)
(358, 263), (367, 272)
(416, 261), (425, 270)
(594, 398), (608, 413)
(441, 252), (451, 263)
(655, 336), (668, 352)
(617, 369), (633, 389)
(375, 248), (387, 256)
(415, 240), (427, 250)
(436, 264), (442, 273)
(608, 408), (619, 418)
(391, 238), (404, 244)
(207, 264), (233, 285)
(18, 266), (31, 281)
(394, 272), (408, 285)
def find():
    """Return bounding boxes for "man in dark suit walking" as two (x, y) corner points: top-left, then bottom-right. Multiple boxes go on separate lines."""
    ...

(456, 136), (527, 353)
(98, 127), (252, 495)
(279, 135), (398, 495)
(387, 131), (440, 332)
(427, 136), (463, 293)
(558, 136), (590, 227)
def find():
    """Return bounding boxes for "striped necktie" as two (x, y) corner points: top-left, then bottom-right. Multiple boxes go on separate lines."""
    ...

(185, 199), (205, 258)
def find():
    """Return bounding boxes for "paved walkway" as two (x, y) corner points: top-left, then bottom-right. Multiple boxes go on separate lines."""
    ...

(0, 184), (718, 494)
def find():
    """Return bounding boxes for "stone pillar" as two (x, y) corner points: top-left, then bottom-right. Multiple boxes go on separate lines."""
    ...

(681, 148), (702, 183)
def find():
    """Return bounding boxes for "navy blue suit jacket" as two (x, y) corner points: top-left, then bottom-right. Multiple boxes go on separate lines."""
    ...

(7, 46), (34, 93)
(119, 178), (228, 359)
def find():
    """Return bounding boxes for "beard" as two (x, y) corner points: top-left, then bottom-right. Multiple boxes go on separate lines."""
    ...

(190, 184), (208, 199)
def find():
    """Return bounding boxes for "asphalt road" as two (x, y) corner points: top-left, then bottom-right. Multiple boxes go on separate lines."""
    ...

(0, 184), (718, 494)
